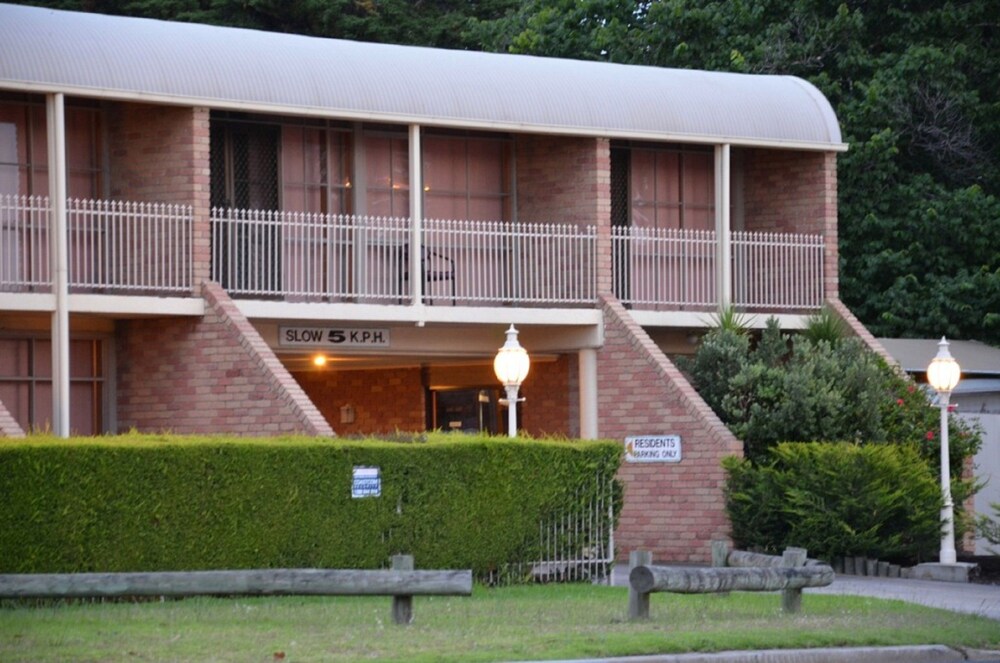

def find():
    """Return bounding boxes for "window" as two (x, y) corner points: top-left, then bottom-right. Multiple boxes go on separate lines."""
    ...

(210, 119), (279, 210)
(0, 97), (103, 199)
(423, 135), (510, 221)
(628, 146), (714, 230)
(281, 124), (352, 215)
(364, 133), (409, 217)
(0, 337), (106, 435)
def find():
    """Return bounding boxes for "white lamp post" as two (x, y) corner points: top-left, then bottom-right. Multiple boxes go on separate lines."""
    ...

(494, 325), (530, 438)
(926, 336), (961, 565)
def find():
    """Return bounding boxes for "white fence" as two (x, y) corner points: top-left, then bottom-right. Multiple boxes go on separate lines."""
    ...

(732, 230), (825, 310)
(212, 209), (598, 306)
(612, 226), (825, 311)
(0, 195), (193, 293)
(612, 226), (717, 309)
(2, 197), (824, 312)
(484, 474), (617, 586)
(0, 194), (49, 290)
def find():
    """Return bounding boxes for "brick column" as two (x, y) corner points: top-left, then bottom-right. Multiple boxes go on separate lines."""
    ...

(598, 295), (743, 563)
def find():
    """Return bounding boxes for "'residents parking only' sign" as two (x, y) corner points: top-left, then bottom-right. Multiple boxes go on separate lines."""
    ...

(624, 435), (682, 463)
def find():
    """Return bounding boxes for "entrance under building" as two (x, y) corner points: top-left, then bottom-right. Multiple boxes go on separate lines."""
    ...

(281, 354), (540, 437)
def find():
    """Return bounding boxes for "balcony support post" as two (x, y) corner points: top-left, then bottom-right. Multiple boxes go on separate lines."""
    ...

(408, 124), (423, 307)
(46, 93), (70, 438)
(714, 144), (731, 310)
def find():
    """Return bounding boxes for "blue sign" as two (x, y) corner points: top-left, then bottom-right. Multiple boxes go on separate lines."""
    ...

(352, 466), (381, 498)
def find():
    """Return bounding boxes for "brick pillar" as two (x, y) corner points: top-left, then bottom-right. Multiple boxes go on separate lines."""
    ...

(107, 103), (212, 293)
(741, 148), (840, 301)
(598, 295), (743, 563)
(516, 135), (612, 298)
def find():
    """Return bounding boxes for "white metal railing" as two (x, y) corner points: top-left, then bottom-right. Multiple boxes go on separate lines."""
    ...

(0, 195), (194, 293)
(612, 225), (717, 309)
(211, 208), (410, 301)
(0, 194), (49, 290)
(484, 473), (616, 586)
(424, 218), (597, 305)
(612, 226), (825, 311)
(732, 230), (825, 310)
(68, 198), (193, 292)
(212, 209), (598, 306)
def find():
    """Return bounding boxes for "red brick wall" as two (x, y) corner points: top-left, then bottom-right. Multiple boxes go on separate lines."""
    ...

(117, 281), (332, 436)
(598, 295), (743, 563)
(516, 135), (613, 292)
(291, 355), (576, 438)
(107, 102), (211, 287)
(520, 355), (574, 437)
(741, 149), (839, 298)
(293, 367), (425, 436)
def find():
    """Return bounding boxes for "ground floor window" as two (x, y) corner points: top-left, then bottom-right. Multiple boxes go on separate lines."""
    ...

(429, 387), (499, 434)
(0, 337), (105, 435)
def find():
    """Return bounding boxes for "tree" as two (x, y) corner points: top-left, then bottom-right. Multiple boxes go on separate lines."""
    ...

(471, 0), (1000, 344)
(19, 0), (523, 49)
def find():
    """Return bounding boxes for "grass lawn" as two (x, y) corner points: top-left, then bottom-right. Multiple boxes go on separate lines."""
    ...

(1, 583), (998, 662)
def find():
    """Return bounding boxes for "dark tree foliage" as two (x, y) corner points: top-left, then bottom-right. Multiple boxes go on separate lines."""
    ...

(21, 0), (1000, 343)
(15, 0), (522, 49)
(470, 1), (1000, 345)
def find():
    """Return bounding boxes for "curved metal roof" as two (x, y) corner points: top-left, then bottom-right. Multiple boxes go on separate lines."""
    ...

(0, 3), (844, 150)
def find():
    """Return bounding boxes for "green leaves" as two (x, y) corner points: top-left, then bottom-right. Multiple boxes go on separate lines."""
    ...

(0, 433), (622, 577)
(724, 442), (943, 562)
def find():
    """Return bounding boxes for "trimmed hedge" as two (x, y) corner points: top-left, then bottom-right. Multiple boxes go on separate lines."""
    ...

(0, 433), (622, 575)
(723, 442), (942, 563)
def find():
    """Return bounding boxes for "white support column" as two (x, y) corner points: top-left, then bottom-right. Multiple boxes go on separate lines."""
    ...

(714, 144), (732, 309)
(351, 122), (367, 298)
(47, 93), (70, 438)
(579, 348), (598, 439)
(408, 124), (423, 306)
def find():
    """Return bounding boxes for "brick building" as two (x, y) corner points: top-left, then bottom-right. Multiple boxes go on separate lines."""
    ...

(0, 4), (870, 561)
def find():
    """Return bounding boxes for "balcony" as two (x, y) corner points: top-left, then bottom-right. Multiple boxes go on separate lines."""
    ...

(0, 196), (825, 316)
(1, 194), (193, 295)
(612, 225), (826, 313)
(210, 208), (598, 307)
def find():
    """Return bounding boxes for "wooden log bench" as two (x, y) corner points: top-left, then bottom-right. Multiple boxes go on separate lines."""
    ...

(0, 554), (471, 625)
(627, 548), (835, 621)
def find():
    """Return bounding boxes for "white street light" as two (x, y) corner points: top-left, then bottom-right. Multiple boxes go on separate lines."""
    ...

(926, 336), (961, 565)
(494, 325), (530, 438)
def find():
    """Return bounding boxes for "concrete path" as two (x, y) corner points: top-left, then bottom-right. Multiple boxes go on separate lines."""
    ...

(810, 574), (1000, 621)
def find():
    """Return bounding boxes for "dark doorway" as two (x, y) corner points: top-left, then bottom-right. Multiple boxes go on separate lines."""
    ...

(429, 387), (502, 434)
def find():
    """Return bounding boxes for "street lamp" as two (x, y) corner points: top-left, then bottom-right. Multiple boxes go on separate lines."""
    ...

(494, 325), (530, 438)
(926, 336), (961, 565)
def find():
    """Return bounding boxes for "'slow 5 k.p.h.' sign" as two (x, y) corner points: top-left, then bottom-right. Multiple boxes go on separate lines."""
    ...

(280, 326), (390, 348)
(625, 435), (682, 463)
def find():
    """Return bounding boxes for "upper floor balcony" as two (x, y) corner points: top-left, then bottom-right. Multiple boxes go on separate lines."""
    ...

(1, 195), (826, 321)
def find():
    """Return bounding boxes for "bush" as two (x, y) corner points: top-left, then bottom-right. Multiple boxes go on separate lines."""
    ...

(684, 317), (982, 472)
(0, 433), (622, 577)
(724, 442), (942, 562)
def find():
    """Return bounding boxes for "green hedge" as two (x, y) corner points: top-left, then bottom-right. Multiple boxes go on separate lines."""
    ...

(723, 442), (942, 563)
(0, 433), (622, 576)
